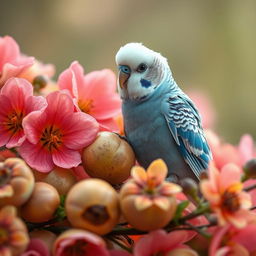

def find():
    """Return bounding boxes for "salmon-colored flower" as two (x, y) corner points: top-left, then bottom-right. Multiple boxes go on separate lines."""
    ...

(20, 90), (99, 172)
(205, 130), (256, 169)
(53, 229), (110, 256)
(0, 158), (34, 207)
(200, 162), (252, 228)
(0, 36), (34, 87)
(58, 61), (121, 131)
(0, 205), (29, 256)
(210, 215), (256, 256)
(0, 78), (46, 148)
(120, 159), (182, 231)
(134, 229), (198, 256)
(19, 59), (55, 84)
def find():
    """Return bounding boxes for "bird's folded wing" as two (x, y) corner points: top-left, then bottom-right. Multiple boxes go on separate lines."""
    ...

(162, 95), (212, 179)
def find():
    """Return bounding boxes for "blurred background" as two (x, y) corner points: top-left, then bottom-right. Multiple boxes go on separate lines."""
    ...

(1, 0), (256, 143)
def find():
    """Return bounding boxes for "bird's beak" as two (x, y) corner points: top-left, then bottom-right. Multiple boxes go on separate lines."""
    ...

(118, 70), (130, 89)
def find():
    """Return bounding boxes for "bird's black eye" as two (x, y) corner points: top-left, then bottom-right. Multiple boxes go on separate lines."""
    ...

(136, 63), (148, 73)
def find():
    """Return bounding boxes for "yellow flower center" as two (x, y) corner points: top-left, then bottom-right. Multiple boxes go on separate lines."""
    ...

(4, 111), (24, 134)
(0, 227), (9, 244)
(40, 126), (63, 152)
(78, 99), (93, 114)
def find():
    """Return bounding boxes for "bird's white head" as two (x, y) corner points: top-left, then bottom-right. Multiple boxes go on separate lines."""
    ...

(115, 43), (170, 100)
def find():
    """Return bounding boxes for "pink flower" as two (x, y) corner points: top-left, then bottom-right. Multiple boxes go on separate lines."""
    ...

(205, 130), (256, 169)
(72, 165), (90, 180)
(0, 36), (34, 87)
(19, 59), (55, 84)
(21, 239), (50, 256)
(133, 229), (198, 256)
(58, 61), (121, 131)
(0, 78), (46, 148)
(187, 90), (216, 129)
(210, 216), (256, 256)
(53, 229), (110, 256)
(200, 162), (252, 228)
(20, 90), (99, 172)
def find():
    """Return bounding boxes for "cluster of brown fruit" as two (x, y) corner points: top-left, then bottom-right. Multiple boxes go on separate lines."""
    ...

(0, 132), (181, 255)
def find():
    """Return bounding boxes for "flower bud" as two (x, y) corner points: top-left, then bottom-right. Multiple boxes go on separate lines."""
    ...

(32, 75), (47, 91)
(180, 178), (200, 203)
(243, 158), (256, 179)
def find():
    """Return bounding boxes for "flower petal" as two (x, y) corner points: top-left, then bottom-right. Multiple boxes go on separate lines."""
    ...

(147, 159), (168, 186)
(200, 180), (220, 205)
(120, 182), (140, 198)
(58, 61), (84, 98)
(0, 36), (20, 69)
(98, 118), (120, 132)
(19, 140), (54, 172)
(54, 229), (109, 256)
(45, 90), (75, 122)
(153, 197), (171, 211)
(134, 230), (168, 256)
(131, 166), (147, 185)
(52, 146), (81, 169)
(239, 191), (252, 210)
(61, 112), (99, 150)
(1, 78), (33, 106)
(0, 60), (34, 87)
(160, 182), (182, 196)
(219, 163), (242, 192)
(5, 129), (25, 148)
(228, 210), (252, 229)
(238, 134), (255, 165)
(135, 195), (153, 211)
(22, 110), (47, 144)
(209, 226), (230, 256)
(24, 95), (47, 114)
(232, 224), (256, 252)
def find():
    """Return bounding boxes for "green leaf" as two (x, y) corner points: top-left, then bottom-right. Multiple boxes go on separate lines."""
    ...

(173, 200), (189, 223)
(54, 195), (67, 221)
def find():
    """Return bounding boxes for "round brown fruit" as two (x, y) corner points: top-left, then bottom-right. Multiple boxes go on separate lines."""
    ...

(82, 132), (135, 184)
(65, 178), (120, 235)
(33, 167), (77, 195)
(20, 182), (60, 223)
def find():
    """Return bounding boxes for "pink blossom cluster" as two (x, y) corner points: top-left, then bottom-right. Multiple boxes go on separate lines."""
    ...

(0, 36), (121, 173)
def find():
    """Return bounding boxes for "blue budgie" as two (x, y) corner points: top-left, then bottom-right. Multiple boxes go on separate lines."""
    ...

(115, 43), (212, 182)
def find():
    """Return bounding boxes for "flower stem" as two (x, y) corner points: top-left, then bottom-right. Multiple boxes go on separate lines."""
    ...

(26, 217), (66, 232)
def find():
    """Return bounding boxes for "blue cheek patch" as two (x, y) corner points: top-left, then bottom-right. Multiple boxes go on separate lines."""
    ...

(140, 79), (152, 88)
